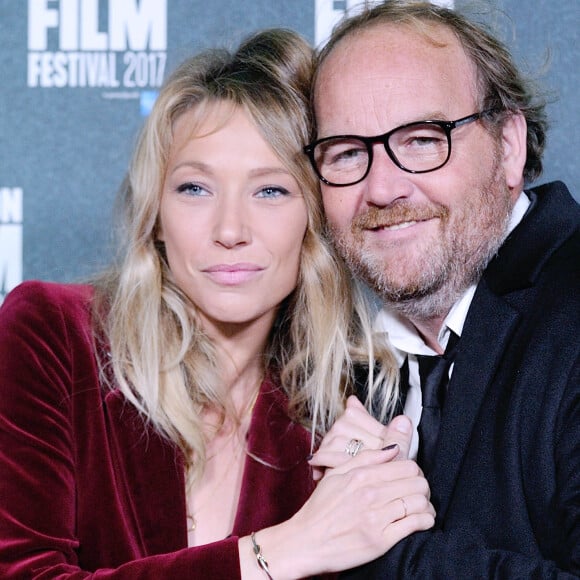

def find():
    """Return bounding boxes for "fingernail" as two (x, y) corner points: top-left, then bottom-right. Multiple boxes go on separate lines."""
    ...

(306, 454), (314, 461)
(381, 443), (398, 451)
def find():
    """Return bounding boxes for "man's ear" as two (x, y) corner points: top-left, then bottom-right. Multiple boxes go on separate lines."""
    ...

(500, 112), (527, 191)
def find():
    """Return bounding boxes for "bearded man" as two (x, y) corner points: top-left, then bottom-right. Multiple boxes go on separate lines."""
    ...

(306, 1), (580, 577)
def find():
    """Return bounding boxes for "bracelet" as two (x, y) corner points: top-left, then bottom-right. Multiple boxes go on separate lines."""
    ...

(250, 532), (274, 580)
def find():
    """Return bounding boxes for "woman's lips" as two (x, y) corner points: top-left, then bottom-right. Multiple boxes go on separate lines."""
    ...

(202, 263), (264, 285)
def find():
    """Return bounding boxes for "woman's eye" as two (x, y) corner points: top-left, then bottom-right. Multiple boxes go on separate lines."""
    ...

(255, 186), (290, 199)
(176, 182), (209, 196)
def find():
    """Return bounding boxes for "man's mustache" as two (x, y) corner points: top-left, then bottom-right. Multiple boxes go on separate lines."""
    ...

(351, 201), (449, 232)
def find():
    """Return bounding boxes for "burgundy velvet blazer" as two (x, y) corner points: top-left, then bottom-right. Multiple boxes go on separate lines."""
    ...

(0, 281), (319, 578)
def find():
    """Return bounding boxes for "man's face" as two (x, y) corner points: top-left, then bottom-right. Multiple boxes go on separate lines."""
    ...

(314, 24), (521, 320)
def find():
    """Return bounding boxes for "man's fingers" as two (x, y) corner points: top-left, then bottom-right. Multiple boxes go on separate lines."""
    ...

(381, 415), (413, 459)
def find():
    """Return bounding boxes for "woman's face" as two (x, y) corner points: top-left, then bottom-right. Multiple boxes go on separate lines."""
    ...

(159, 104), (308, 337)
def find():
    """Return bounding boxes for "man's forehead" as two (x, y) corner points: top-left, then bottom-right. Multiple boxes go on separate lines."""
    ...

(312, 23), (479, 138)
(314, 23), (474, 106)
(318, 21), (460, 74)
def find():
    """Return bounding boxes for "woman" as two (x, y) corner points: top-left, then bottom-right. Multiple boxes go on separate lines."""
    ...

(0, 29), (434, 578)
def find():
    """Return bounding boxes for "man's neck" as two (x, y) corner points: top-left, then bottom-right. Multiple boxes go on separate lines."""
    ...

(376, 285), (478, 357)
(408, 315), (448, 354)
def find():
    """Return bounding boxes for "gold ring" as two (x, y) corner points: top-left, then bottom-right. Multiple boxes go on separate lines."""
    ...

(399, 497), (408, 519)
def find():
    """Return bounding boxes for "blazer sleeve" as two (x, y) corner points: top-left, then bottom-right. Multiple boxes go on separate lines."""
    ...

(0, 282), (243, 579)
(343, 354), (580, 580)
(343, 528), (580, 580)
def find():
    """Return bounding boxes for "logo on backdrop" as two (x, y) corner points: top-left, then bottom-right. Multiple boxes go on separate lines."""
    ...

(0, 188), (23, 306)
(315, 0), (454, 46)
(27, 0), (167, 90)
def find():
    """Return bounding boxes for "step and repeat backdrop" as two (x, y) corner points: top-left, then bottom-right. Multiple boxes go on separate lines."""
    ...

(1, 0), (578, 304)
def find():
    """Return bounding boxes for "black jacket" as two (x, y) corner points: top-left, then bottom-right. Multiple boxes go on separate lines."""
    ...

(346, 181), (580, 578)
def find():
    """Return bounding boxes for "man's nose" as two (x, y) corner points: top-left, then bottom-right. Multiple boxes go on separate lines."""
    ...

(362, 144), (415, 207)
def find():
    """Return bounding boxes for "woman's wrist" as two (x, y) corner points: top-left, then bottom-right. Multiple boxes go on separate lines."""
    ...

(238, 521), (314, 580)
(250, 532), (274, 579)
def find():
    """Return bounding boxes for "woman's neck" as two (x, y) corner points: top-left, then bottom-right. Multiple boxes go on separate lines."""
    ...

(200, 308), (274, 370)
(219, 356), (265, 410)
(187, 354), (264, 547)
(204, 317), (270, 412)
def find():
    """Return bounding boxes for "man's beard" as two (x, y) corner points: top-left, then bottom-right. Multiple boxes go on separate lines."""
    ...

(328, 158), (514, 321)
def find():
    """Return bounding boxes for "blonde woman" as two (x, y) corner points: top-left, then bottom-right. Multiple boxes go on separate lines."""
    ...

(0, 29), (434, 579)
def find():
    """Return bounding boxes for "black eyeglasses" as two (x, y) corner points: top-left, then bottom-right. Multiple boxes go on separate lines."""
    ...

(303, 110), (499, 187)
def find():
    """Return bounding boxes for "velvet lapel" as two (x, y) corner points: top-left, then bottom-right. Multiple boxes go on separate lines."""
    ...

(232, 377), (314, 537)
(103, 376), (310, 552)
(103, 389), (187, 553)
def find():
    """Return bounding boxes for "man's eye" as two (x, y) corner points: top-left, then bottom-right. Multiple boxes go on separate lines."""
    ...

(322, 142), (368, 166)
(334, 147), (366, 162)
(398, 127), (447, 150)
(408, 135), (444, 147)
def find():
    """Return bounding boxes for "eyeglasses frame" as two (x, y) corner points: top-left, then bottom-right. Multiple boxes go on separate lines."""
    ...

(303, 109), (500, 187)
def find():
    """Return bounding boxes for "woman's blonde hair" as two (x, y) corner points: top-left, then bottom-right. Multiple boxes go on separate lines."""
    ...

(93, 28), (398, 480)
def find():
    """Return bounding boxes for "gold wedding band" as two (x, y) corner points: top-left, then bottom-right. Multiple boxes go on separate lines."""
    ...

(399, 497), (408, 519)
(344, 438), (364, 457)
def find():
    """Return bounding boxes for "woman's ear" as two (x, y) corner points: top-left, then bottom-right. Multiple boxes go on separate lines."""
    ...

(500, 112), (527, 191)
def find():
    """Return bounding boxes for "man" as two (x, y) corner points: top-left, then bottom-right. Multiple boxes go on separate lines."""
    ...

(305, 1), (580, 577)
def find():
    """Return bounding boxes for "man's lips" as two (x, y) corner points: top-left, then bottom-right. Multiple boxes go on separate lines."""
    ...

(370, 219), (422, 231)
(202, 263), (264, 285)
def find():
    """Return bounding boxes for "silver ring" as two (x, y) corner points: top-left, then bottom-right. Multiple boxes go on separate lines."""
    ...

(344, 438), (364, 457)
(399, 497), (408, 519)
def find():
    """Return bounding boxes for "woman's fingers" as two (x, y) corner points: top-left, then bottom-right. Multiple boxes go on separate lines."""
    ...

(315, 395), (412, 455)
(310, 445), (400, 481)
(275, 458), (435, 575)
(310, 414), (413, 477)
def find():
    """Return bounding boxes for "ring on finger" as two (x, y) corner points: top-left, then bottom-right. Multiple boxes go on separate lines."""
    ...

(344, 438), (364, 457)
(399, 497), (408, 519)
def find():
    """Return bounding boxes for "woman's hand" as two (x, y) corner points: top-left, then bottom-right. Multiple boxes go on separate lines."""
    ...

(239, 448), (434, 579)
(309, 395), (413, 480)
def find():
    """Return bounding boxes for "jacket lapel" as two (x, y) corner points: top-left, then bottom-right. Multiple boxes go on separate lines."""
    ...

(430, 282), (519, 518)
(430, 181), (579, 519)
(232, 377), (314, 537)
(103, 389), (187, 553)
